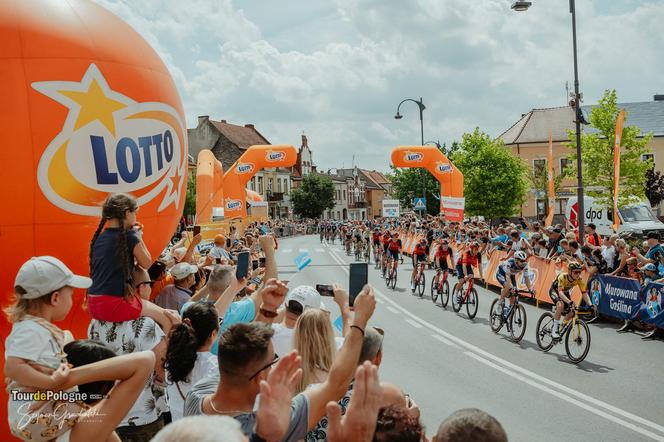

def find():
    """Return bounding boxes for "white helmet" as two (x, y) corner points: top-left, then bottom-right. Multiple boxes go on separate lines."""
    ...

(514, 251), (528, 262)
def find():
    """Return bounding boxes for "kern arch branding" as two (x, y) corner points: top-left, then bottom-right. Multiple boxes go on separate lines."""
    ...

(33, 64), (187, 216)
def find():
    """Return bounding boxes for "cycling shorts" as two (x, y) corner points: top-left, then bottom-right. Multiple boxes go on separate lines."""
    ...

(495, 268), (517, 288)
(456, 263), (474, 279)
(549, 288), (573, 314)
(389, 250), (400, 261)
(436, 257), (450, 271)
(414, 253), (427, 263)
(373, 240), (380, 246)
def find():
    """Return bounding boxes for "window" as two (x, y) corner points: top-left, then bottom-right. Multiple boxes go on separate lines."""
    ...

(277, 178), (282, 193)
(248, 178), (254, 191)
(257, 176), (263, 194)
(268, 178), (274, 192)
(343, 190), (347, 201)
(642, 153), (655, 164)
(536, 199), (546, 217)
(533, 159), (546, 176)
(556, 198), (568, 215)
(336, 190), (340, 201)
(560, 157), (571, 172)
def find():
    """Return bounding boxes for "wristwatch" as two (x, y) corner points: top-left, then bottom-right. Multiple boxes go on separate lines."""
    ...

(259, 307), (278, 318)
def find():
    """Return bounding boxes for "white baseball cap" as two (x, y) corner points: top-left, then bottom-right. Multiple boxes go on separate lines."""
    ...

(15, 256), (91, 299)
(171, 262), (198, 280)
(286, 285), (324, 312)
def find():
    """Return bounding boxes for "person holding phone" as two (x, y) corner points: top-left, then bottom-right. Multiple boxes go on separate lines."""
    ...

(208, 235), (231, 263)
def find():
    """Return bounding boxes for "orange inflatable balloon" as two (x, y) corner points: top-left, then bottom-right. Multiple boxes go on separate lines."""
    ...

(391, 146), (465, 221)
(246, 189), (264, 203)
(223, 145), (297, 219)
(0, 0), (186, 415)
(196, 150), (225, 224)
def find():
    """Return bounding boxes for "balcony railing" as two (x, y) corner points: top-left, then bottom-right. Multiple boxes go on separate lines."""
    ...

(348, 201), (366, 209)
(267, 192), (284, 202)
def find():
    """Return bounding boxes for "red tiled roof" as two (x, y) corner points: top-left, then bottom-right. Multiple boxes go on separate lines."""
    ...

(209, 120), (270, 149)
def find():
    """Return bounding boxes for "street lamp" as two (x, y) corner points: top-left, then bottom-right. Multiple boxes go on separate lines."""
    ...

(395, 97), (427, 215)
(425, 140), (442, 149)
(512, 0), (586, 244)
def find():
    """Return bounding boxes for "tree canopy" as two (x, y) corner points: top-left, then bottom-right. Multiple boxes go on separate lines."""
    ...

(566, 89), (652, 207)
(290, 173), (335, 219)
(452, 128), (529, 220)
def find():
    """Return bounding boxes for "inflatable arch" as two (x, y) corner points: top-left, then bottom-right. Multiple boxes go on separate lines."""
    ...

(196, 150), (225, 224)
(246, 189), (264, 204)
(391, 146), (465, 221)
(223, 145), (297, 219)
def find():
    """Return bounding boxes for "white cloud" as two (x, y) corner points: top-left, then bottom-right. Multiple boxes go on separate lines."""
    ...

(93, 0), (664, 172)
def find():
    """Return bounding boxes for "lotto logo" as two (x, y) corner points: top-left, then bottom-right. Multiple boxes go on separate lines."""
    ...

(266, 151), (286, 162)
(404, 152), (423, 162)
(226, 199), (242, 210)
(236, 163), (255, 174)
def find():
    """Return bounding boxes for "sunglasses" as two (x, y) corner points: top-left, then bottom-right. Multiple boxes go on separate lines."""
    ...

(248, 353), (279, 380)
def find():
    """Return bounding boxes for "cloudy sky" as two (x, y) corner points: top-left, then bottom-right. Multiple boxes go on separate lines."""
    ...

(95, 0), (664, 172)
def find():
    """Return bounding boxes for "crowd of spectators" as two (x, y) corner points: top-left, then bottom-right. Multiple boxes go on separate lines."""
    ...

(6, 191), (660, 442)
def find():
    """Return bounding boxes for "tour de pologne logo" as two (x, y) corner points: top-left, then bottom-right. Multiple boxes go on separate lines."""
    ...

(32, 64), (186, 216)
(236, 162), (255, 174)
(266, 150), (286, 162)
(404, 151), (423, 162)
(226, 199), (243, 210)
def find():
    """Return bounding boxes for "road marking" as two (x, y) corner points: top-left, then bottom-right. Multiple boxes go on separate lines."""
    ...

(298, 248), (308, 253)
(431, 334), (460, 348)
(386, 306), (399, 314)
(375, 297), (385, 305)
(327, 244), (664, 440)
(405, 318), (423, 329)
(281, 249), (292, 253)
(465, 352), (664, 441)
(315, 248), (325, 253)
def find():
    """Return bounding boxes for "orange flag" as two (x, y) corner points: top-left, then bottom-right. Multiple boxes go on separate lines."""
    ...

(545, 129), (555, 227)
(612, 109), (625, 233)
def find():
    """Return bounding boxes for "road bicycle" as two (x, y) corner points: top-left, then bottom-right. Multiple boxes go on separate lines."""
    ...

(374, 244), (382, 269)
(364, 241), (371, 263)
(385, 257), (398, 290)
(535, 302), (592, 363)
(411, 260), (426, 297)
(345, 237), (352, 255)
(451, 275), (479, 319)
(489, 288), (531, 343)
(431, 267), (450, 307)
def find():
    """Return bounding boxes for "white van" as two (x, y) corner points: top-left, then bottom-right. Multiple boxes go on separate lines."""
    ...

(565, 197), (664, 237)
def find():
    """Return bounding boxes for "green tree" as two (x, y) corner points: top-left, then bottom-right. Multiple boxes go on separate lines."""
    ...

(389, 142), (456, 215)
(184, 172), (196, 219)
(566, 89), (652, 207)
(453, 128), (529, 219)
(645, 167), (664, 208)
(290, 173), (335, 218)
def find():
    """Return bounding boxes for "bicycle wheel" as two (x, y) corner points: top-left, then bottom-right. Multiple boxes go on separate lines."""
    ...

(430, 274), (439, 303)
(535, 312), (555, 352)
(451, 285), (462, 312)
(509, 304), (527, 343)
(565, 319), (591, 363)
(391, 268), (398, 289)
(417, 273), (425, 297)
(385, 269), (391, 287)
(489, 298), (503, 333)
(441, 281), (450, 307)
(466, 288), (478, 319)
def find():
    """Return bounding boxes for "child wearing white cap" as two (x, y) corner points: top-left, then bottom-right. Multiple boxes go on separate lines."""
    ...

(4, 256), (92, 441)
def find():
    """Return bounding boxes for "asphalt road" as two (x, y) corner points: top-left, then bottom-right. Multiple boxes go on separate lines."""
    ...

(276, 235), (664, 442)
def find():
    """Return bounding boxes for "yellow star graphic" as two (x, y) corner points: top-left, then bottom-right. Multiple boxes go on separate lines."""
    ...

(58, 79), (126, 136)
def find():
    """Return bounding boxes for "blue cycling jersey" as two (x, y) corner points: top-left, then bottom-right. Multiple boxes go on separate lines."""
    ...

(498, 258), (528, 276)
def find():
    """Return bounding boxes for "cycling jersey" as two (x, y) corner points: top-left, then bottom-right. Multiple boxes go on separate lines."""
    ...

(435, 246), (452, 259)
(497, 258), (527, 276)
(552, 272), (587, 293)
(388, 239), (402, 252)
(413, 244), (429, 256)
(461, 250), (479, 266)
(372, 232), (380, 242)
(381, 234), (391, 245)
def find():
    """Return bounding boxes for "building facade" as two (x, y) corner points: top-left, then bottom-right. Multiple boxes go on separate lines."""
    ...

(499, 97), (664, 218)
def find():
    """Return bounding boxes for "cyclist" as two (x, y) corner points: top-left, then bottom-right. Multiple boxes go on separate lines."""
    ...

(381, 230), (392, 272)
(387, 232), (402, 276)
(494, 251), (533, 316)
(434, 239), (453, 273)
(372, 228), (381, 259)
(549, 262), (593, 339)
(344, 225), (353, 253)
(411, 238), (430, 292)
(453, 241), (481, 297)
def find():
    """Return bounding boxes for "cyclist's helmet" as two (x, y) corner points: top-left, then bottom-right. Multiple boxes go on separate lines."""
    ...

(514, 251), (527, 262)
(568, 262), (582, 273)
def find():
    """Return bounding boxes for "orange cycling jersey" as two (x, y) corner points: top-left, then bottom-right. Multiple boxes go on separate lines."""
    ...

(382, 234), (391, 244)
(413, 244), (429, 256)
(461, 250), (479, 266)
(372, 232), (380, 242)
(435, 246), (452, 259)
(388, 239), (402, 252)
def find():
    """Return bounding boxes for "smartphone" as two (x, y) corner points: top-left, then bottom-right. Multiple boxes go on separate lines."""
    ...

(193, 225), (201, 236)
(252, 260), (259, 271)
(215, 258), (222, 264)
(259, 257), (266, 268)
(226, 238), (231, 248)
(236, 251), (250, 280)
(316, 284), (335, 297)
(348, 263), (368, 307)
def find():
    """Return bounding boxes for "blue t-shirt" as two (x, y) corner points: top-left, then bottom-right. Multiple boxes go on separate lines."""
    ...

(210, 298), (256, 355)
(88, 228), (140, 296)
(646, 244), (664, 262)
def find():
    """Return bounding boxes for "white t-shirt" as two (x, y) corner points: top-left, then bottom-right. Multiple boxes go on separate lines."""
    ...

(272, 323), (345, 357)
(166, 352), (218, 422)
(5, 320), (75, 428)
(602, 245), (617, 269)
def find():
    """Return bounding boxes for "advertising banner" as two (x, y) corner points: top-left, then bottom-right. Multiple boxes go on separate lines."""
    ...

(382, 199), (400, 218)
(593, 274), (643, 320)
